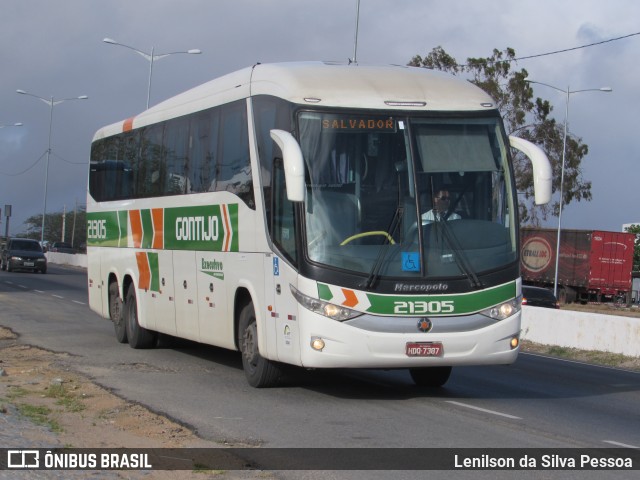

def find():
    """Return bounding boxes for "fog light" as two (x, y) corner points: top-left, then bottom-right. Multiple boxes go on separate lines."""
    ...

(311, 337), (325, 352)
(510, 336), (519, 349)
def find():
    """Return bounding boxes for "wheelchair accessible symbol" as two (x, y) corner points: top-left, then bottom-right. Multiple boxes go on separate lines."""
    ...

(273, 257), (280, 276)
(402, 252), (420, 272)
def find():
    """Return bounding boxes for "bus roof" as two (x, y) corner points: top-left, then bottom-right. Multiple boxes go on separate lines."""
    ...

(93, 61), (497, 141)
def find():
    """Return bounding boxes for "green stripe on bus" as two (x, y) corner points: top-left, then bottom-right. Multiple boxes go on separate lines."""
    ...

(117, 210), (128, 247)
(317, 281), (516, 316)
(140, 209), (153, 249)
(147, 252), (160, 292)
(317, 283), (333, 303)
(87, 211), (122, 247)
(86, 204), (239, 252)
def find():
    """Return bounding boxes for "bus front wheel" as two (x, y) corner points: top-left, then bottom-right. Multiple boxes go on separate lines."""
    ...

(409, 366), (452, 387)
(124, 287), (156, 349)
(238, 302), (282, 388)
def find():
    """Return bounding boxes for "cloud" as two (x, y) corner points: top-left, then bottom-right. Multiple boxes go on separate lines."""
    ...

(1, 0), (639, 233)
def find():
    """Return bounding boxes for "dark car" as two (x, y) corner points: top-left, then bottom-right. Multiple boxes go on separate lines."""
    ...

(1, 238), (47, 274)
(50, 241), (75, 254)
(522, 285), (559, 309)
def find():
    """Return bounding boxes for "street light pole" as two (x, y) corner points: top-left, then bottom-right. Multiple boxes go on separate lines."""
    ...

(16, 90), (88, 244)
(525, 79), (612, 299)
(103, 38), (202, 109)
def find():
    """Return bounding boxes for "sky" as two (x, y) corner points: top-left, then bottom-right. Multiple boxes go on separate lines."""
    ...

(1, 0), (639, 236)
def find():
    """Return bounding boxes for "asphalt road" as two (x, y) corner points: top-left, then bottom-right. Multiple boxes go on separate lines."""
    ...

(1, 264), (639, 480)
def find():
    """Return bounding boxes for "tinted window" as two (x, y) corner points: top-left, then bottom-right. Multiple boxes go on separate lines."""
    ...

(11, 240), (42, 252)
(89, 99), (254, 208)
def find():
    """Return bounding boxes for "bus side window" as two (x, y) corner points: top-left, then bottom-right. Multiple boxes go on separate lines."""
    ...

(164, 116), (190, 195)
(218, 101), (254, 208)
(138, 123), (166, 198)
(189, 109), (218, 193)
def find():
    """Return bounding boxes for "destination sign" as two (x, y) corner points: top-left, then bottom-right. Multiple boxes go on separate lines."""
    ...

(321, 115), (396, 132)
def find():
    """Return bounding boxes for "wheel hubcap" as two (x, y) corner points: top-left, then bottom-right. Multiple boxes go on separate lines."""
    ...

(242, 322), (259, 366)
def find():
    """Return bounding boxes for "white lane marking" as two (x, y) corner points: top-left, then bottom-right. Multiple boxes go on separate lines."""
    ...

(17, 285), (28, 289)
(35, 290), (45, 293)
(603, 440), (639, 449)
(72, 300), (86, 305)
(51, 294), (64, 299)
(445, 400), (522, 420)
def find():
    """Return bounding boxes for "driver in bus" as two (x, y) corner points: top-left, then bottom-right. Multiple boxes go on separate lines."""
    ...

(421, 189), (461, 224)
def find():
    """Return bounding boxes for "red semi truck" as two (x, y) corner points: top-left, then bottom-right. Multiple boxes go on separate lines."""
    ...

(520, 228), (635, 304)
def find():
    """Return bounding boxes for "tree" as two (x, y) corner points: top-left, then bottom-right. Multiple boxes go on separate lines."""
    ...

(21, 206), (87, 250)
(624, 224), (640, 272)
(409, 47), (592, 225)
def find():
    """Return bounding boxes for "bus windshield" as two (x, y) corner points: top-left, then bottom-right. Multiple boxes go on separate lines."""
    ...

(299, 111), (517, 282)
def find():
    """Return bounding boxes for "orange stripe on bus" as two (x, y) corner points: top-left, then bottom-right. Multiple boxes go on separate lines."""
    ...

(222, 205), (231, 252)
(123, 117), (135, 132)
(341, 288), (359, 308)
(135, 252), (151, 290)
(151, 208), (164, 249)
(130, 210), (143, 248)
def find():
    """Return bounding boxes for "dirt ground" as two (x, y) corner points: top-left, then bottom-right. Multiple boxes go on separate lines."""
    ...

(0, 326), (272, 479)
(561, 302), (640, 319)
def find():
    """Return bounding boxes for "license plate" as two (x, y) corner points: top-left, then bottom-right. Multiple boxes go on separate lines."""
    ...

(24, 262), (34, 267)
(406, 342), (443, 357)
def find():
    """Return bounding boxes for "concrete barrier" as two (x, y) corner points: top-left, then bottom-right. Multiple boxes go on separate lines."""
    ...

(521, 306), (640, 357)
(45, 252), (87, 269)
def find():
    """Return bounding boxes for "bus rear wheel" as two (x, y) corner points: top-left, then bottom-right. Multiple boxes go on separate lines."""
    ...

(238, 302), (282, 388)
(409, 366), (452, 387)
(124, 287), (156, 349)
(109, 282), (127, 344)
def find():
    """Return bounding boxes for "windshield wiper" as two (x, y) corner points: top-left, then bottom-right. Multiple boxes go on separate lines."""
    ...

(360, 205), (403, 291)
(433, 219), (483, 289)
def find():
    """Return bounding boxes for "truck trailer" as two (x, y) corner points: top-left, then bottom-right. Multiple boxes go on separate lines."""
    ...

(520, 228), (635, 304)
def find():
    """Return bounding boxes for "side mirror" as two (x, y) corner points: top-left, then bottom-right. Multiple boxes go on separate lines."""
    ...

(270, 129), (305, 202)
(509, 136), (552, 205)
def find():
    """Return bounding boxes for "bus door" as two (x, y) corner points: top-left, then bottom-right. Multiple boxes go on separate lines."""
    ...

(263, 253), (300, 365)
(173, 251), (200, 341)
(266, 158), (302, 364)
(197, 252), (232, 349)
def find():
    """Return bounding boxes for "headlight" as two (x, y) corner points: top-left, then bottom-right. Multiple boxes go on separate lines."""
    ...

(480, 296), (522, 321)
(10, 256), (22, 261)
(290, 285), (362, 321)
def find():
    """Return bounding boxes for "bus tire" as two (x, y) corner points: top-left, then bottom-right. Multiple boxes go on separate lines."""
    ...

(238, 302), (282, 388)
(124, 287), (156, 349)
(409, 366), (452, 387)
(109, 282), (127, 344)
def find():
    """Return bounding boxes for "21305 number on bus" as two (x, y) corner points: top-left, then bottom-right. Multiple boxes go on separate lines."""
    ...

(394, 300), (454, 315)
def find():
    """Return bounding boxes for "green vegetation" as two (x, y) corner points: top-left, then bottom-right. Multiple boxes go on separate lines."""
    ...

(16, 403), (62, 432)
(522, 341), (640, 371)
(45, 383), (86, 413)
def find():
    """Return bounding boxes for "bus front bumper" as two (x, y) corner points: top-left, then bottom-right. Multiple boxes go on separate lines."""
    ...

(296, 311), (521, 369)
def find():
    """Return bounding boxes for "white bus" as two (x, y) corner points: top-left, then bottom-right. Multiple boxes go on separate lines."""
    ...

(87, 62), (551, 388)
